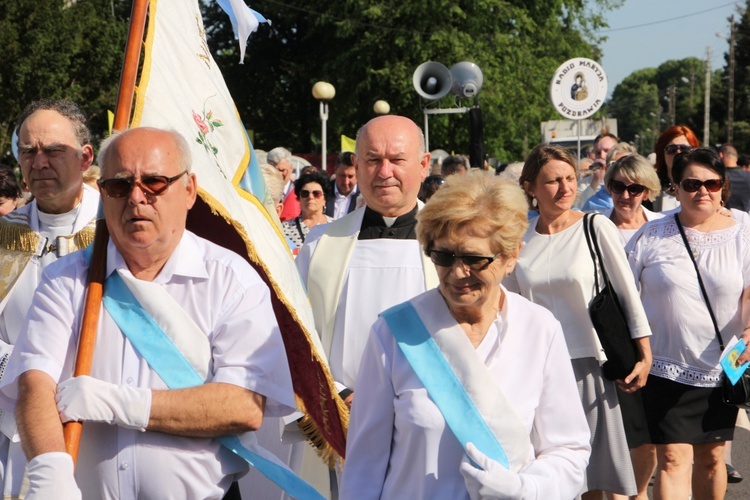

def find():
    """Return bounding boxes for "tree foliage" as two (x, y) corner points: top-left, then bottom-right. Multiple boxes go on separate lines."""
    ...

(609, 0), (750, 156)
(208, 0), (616, 162)
(0, 0), (617, 165)
(607, 58), (706, 154)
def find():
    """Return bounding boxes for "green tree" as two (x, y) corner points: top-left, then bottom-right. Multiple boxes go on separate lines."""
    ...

(207, 0), (617, 163)
(608, 57), (706, 153)
(0, 0), (128, 165)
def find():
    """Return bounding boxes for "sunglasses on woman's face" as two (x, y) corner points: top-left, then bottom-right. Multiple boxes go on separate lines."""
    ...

(427, 249), (502, 271)
(609, 180), (646, 196)
(299, 189), (323, 199)
(664, 144), (693, 155)
(679, 178), (723, 193)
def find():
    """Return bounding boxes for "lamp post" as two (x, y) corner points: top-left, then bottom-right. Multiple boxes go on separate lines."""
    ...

(312, 81), (335, 172)
(373, 100), (390, 115)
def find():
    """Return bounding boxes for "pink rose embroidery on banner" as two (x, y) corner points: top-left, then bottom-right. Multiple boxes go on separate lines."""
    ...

(193, 101), (224, 172)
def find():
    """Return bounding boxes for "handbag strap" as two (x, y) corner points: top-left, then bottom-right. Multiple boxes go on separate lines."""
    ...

(673, 213), (725, 350)
(582, 214), (601, 293)
(583, 213), (615, 294)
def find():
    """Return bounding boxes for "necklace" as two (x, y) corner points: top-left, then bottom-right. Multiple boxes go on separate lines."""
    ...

(554, 213), (572, 233)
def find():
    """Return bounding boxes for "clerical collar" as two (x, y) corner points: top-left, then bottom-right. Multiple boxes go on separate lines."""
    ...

(359, 204), (419, 240)
(37, 201), (83, 238)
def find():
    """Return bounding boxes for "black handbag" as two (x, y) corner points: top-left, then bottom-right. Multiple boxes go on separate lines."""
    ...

(674, 213), (750, 409)
(582, 214), (639, 381)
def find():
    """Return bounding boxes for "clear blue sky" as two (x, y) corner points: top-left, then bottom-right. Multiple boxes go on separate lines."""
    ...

(599, 0), (740, 98)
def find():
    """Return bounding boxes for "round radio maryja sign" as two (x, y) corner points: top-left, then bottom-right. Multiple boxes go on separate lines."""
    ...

(550, 58), (608, 120)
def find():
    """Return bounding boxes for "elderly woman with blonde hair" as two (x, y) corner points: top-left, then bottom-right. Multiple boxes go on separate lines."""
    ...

(603, 154), (664, 246)
(341, 170), (591, 499)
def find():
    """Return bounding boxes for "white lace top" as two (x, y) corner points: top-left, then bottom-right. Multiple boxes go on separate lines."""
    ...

(627, 216), (750, 387)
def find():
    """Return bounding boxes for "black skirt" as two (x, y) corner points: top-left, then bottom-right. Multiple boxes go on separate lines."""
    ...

(641, 375), (738, 444)
(617, 387), (650, 449)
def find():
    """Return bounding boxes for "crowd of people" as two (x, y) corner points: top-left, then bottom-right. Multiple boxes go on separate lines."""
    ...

(0, 99), (749, 500)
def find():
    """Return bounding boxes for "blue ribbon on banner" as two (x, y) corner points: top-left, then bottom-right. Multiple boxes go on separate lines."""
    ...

(381, 301), (510, 468)
(103, 272), (324, 500)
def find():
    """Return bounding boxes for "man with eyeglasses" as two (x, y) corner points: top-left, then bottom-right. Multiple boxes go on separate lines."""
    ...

(719, 144), (750, 211)
(0, 99), (100, 498)
(2, 127), (296, 499)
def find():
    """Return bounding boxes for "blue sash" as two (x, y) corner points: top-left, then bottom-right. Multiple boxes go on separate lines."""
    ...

(102, 271), (324, 500)
(381, 301), (510, 468)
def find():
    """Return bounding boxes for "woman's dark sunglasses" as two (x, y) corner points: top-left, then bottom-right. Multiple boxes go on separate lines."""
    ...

(98, 171), (188, 198)
(609, 180), (647, 196)
(427, 249), (502, 271)
(300, 189), (324, 199)
(679, 178), (723, 193)
(664, 144), (693, 155)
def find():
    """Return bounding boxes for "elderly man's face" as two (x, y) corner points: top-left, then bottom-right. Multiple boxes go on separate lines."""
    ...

(275, 159), (293, 183)
(100, 129), (196, 269)
(354, 116), (430, 217)
(335, 166), (357, 196)
(17, 109), (93, 214)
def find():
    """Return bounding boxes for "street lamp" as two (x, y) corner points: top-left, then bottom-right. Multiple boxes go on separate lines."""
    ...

(312, 81), (335, 172)
(373, 100), (390, 115)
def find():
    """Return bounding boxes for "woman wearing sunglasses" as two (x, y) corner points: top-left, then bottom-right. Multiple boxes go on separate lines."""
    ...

(603, 154), (664, 247)
(341, 171), (590, 499)
(507, 144), (653, 500)
(281, 170), (332, 251)
(628, 148), (750, 499)
(652, 125), (700, 212)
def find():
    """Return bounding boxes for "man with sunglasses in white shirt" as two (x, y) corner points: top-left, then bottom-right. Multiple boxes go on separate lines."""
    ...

(0, 99), (100, 498)
(1, 128), (296, 499)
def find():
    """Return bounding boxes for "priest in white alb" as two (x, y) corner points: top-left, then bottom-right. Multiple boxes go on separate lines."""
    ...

(296, 115), (438, 408)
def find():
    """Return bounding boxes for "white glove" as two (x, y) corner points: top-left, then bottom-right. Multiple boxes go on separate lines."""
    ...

(56, 375), (152, 431)
(25, 452), (82, 500)
(460, 442), (536, 500)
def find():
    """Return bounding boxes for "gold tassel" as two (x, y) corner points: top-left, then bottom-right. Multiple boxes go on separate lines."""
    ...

(295, 392), (350, 469)
(0, 220), (40, 253)
(72, 225), (96, 251)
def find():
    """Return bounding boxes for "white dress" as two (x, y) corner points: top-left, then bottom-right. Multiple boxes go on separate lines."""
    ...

(505, 215), (651, 360)
(504, 214), (650, 495)
(340, 288), (591, 500)
(627, 216), (750, 386)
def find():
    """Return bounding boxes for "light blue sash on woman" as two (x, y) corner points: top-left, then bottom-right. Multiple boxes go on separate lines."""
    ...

(381, 300), (510, 468)
(102, 271), (324, 500)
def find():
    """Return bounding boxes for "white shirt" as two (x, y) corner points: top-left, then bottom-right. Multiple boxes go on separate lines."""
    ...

(332, 185), (356, 220)
(341, 288), (591, 500)
(602, 206), (665, 247)
(0, 231), (296, 499)
(627, 216), (750, 387)
(0, 184), (100, 347)
(0, 185), (99, 496)
(298, 237), (427, 389)
(505, 215), (651, 360)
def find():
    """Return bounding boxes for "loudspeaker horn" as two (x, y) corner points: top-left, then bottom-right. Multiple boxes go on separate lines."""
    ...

(450, 62), (484, 99)
(413, 62), (453, 100)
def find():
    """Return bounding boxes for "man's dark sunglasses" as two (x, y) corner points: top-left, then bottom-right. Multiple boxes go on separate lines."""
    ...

(98, 171), (188, 198)
(609, 180), (647, 197)
(427, 249), (502, 271)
